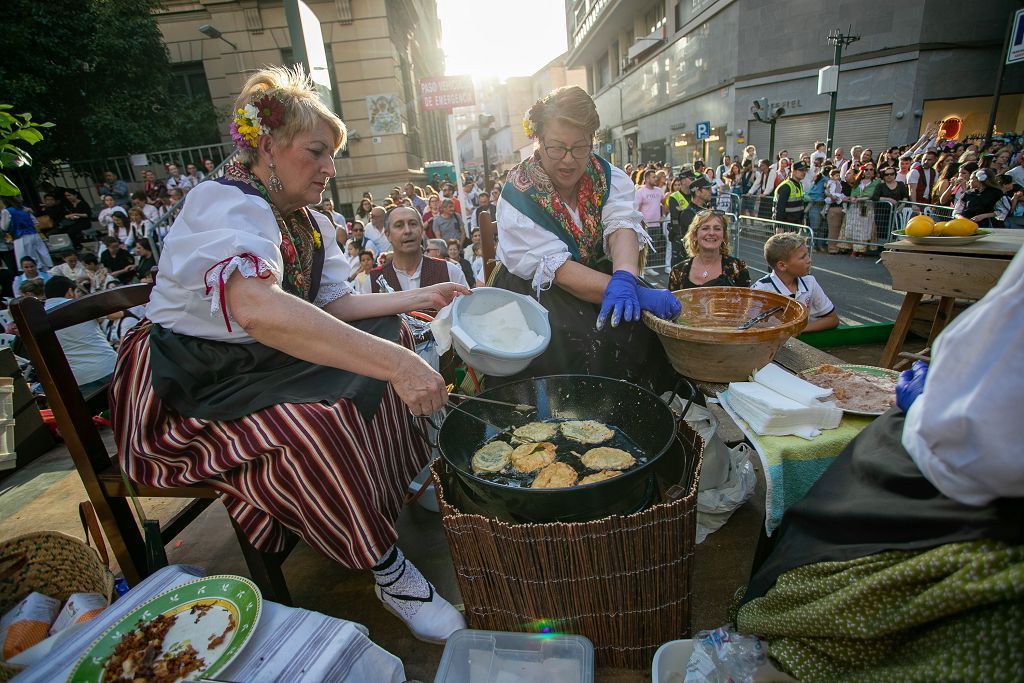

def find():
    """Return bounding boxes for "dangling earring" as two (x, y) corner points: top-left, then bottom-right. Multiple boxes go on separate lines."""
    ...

(268, 160), (284, 192)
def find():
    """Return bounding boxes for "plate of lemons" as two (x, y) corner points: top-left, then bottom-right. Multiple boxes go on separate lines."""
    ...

(893, 215), (991, 246)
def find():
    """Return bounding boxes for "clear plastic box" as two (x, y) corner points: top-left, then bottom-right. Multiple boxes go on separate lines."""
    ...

(434, 629), (594, 683)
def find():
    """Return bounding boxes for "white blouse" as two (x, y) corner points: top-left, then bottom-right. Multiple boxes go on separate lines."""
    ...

(495, 164), (651, 294)
(902, 247), (1024, 506)
(146, 181), (353, 342)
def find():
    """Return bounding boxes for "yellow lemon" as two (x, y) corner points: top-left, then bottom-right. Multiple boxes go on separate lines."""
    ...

(932, 221), (947, 236)
(905, 214), (935, 237)
(943, 217), (979, 236)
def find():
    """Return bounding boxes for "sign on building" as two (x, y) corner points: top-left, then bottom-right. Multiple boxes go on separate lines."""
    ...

(419, 76), (476, 111)
(695, 121), (711, 141)
(1009, 8), (1024, 64)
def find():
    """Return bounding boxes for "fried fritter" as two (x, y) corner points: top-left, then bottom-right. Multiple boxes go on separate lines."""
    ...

(471, 441), (513, 473)
(578, 470), (623, 486)
(509, 442), (557, 472)
(512, 421), (558, 442)
(559, 420), (614, 444)
(581, 446), (636, 471)
(531, 462), (579, 489)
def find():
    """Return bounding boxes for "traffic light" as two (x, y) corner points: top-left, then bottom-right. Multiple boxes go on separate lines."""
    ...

(478, 114), (496, 141)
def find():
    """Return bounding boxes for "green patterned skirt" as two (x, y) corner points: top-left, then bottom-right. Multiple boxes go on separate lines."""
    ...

(736, 540), (1024, 682)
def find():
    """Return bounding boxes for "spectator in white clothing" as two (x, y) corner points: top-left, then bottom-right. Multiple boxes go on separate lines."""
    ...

(50, 251), (87, 281)
(43, 275), (118, 392)
(165, 163), (195, 193)
(130, 192), (159, 222)
(97, 195), (127, 232)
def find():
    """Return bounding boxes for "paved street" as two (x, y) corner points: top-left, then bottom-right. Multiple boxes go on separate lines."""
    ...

(648, 234), (906, 326)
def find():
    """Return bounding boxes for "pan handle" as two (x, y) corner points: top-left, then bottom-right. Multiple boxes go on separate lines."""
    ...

(666, 375), (699, 421)
(409, 411), (441, 450)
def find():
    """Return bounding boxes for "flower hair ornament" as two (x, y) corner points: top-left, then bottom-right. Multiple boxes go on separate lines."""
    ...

(230, 91), (286, 152)
(522, 117), (535, 139)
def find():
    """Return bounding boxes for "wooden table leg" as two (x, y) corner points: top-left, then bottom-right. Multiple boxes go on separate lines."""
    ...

(927, 296), (956, 347)
(880, 292), (923, 368)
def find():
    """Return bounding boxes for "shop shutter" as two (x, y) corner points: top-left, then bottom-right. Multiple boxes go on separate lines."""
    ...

(746, 104), (892, 162)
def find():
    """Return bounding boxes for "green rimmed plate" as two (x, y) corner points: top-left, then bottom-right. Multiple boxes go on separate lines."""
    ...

(69, 575), (261, 682)
(799, 364), (900, 416)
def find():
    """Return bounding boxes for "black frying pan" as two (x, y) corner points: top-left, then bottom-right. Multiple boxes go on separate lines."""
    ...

(435, 374), (695, 523)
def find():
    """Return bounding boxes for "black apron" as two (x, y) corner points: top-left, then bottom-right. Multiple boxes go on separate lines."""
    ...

(743, 409), (1024, 603)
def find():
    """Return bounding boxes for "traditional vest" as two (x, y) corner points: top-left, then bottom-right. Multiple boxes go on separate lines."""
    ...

(370, 256), (450, 293)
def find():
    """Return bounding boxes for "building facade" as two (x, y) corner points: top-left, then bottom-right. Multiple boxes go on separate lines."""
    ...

(566, 0), (1024, 168)
(154, 0), (450, 215)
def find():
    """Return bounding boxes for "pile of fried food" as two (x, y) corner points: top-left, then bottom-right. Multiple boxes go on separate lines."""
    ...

(472, 419), (637, 489)
(799, 364), (897, 413)
(101, 613), (204, 683)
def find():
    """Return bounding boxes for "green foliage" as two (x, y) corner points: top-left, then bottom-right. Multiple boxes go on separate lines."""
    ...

(0, 105), (54, 195)
(0, 0), (221, 173)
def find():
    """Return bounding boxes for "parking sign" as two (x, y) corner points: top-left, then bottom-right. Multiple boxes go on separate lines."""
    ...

(696, 121), (711, 141)
(1009, 8), (1024, 64)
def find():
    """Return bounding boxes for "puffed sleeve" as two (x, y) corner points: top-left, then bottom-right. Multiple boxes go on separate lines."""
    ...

(495, 196), (571, 295)
(902, 248), (1024, 506)
(308, 210), (354, 307)
(146, 182), (284, 340)
(602, 165), (653, 253)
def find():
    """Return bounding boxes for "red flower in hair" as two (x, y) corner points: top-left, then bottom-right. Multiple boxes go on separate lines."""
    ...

(254, 95), (285, 129)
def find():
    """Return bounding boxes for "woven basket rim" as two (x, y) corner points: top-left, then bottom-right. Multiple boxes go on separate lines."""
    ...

(643, 287), (807, 342)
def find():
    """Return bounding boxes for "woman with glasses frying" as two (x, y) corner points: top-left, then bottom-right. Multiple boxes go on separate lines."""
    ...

(492, 86), (681, 390)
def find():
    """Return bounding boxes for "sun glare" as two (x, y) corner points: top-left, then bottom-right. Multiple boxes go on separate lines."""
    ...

(436, 0), (568, 79)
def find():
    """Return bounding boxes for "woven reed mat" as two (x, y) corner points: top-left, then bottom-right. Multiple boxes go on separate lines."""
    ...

(432, 423), (703, 669)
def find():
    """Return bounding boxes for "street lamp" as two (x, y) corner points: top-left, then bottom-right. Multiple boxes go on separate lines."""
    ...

(198, 24), (238, 50)
(751, 97), (785, 161)
(478, 114), (496, 193)
(823, 27), (860, 157)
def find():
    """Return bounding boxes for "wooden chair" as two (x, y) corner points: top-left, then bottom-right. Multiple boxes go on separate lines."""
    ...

(9, 285), (295, 603)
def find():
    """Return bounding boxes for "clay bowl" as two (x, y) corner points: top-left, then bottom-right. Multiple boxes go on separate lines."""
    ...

(643, 287), (808, 382)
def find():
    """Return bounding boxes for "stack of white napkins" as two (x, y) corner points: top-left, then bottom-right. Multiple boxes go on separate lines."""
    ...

(726, 363), (843, 438)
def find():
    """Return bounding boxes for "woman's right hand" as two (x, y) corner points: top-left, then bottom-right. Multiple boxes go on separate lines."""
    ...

(390, 350), (448, 416)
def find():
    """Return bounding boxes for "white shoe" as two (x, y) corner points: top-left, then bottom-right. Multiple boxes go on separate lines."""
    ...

(375, 583), (466, 644)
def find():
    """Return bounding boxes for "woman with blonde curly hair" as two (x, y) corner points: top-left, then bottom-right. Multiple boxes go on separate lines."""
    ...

(109, 66), (468, 643)
(491, 85), (680, 389)
(667, 209), (750, 290)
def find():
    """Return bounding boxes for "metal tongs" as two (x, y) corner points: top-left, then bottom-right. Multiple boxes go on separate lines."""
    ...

(449, 393), (535, 413)
(444, 400), (519, 439)
(737, 306), (784, 330)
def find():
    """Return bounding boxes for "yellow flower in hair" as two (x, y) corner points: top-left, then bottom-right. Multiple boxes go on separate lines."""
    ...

(522, 118), (534, 138)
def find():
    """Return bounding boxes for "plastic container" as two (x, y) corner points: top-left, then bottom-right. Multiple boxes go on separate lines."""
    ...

(435, 629), (594, 683)
(0, 418), (15, 469)
(651, 639), (796, 683)
(449, 287), (551, 377)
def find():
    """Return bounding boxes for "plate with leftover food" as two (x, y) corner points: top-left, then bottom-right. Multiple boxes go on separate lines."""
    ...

(70, 575), (261, 682)
(798, 363), (900, 416)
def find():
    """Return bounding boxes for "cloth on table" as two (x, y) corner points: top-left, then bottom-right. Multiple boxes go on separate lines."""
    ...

(717, 390), (872, 535)
(12, 564), (406, 683)
(735, 540), (1024, 683)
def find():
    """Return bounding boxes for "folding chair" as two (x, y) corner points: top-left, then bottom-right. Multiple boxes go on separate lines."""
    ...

(10, 285), (295, 602)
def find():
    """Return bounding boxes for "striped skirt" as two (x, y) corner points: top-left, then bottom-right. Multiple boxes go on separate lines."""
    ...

(110, 322), (431, 569)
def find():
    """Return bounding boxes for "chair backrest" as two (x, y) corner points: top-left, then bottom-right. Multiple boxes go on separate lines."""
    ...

(479, 211), (497, 282)
(9, 285), (152, 484)
(46, 234), (73, 252)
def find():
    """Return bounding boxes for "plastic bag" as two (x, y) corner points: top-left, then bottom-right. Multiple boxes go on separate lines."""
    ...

(684, 626), (766, 683)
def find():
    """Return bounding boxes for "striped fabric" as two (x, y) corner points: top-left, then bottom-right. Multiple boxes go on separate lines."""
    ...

(110, 322), (431, 569)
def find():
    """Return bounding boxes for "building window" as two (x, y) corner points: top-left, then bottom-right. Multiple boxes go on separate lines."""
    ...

(169, 62), (220, 144)
(611, 40), (620, 78)
(646, 5), (666, 35)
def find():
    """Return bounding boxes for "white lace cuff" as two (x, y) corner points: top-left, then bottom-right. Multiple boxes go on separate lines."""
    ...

(313, 280), (353, 307)
(531, 251), (572, 296)
(204, 254), (276, 330)
(603, 220), (655, 253)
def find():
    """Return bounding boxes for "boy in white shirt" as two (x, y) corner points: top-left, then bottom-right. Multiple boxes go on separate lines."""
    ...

(751, 232), (839, 332)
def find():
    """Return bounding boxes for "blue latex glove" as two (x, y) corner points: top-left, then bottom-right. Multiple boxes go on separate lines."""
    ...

(896, 360), (928, 412)
(637, 286), (682, 320)
(596, 270), (639, 330)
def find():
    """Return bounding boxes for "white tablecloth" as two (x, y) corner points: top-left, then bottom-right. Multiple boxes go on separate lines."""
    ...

(14, 565), (406, 683)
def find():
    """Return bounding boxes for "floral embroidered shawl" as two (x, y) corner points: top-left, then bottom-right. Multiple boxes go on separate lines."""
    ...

(502, 151), (612, 265)
(219, 162), (324, 301)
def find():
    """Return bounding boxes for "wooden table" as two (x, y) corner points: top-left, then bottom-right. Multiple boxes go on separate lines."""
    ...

(878, 229), (1024, 369)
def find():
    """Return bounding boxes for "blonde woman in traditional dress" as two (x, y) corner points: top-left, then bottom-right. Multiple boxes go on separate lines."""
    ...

(110, 66), (469, 644)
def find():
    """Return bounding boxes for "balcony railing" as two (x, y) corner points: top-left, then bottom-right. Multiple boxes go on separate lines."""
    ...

(572, 0), (612, 48)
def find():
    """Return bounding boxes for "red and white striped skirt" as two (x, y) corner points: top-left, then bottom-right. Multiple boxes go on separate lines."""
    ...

(109, 322), (431, 569)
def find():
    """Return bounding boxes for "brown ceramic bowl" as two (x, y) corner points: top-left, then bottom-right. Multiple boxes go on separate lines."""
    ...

(643, 287), (808, 382)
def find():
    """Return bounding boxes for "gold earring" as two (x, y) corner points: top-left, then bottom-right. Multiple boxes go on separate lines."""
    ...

(268, 160), (284, 192)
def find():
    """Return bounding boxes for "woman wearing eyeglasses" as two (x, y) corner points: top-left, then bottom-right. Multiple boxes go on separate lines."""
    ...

(668, 210), (750, 291)
(492, 86), (681, 390)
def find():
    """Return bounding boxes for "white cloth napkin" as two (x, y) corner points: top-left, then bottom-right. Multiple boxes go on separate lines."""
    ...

(430, 301), (455, 354)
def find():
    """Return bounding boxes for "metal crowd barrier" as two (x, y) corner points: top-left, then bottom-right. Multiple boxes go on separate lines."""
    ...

(643, 219), (672, 275)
